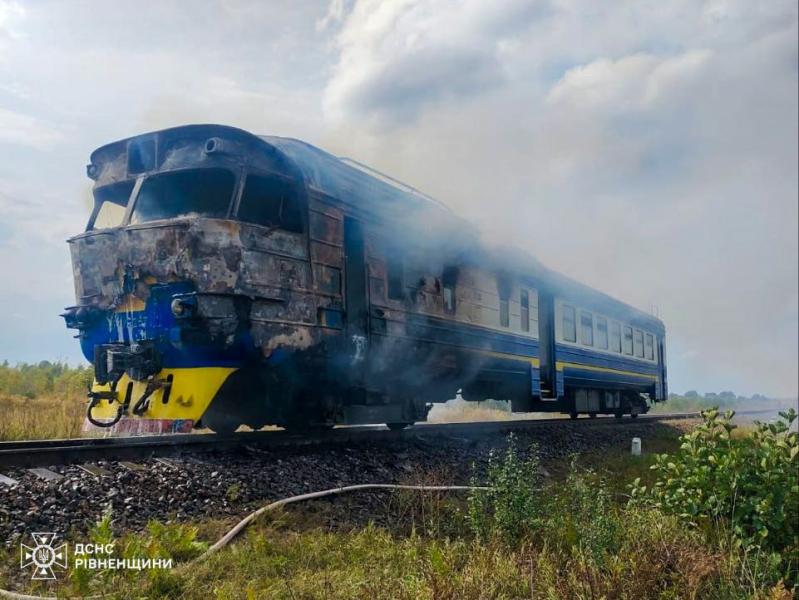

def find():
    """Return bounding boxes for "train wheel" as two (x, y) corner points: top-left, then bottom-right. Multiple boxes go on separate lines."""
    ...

(630, 413), (639, 419)
(387, 422), (412, 431)
(589, 412), (597, 419)
(569, 412), (578, 420)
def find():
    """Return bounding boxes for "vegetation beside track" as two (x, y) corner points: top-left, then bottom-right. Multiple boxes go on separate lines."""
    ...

(0, 361), (90, 441)
(650, 390), (790, 415)
(1, 410), (794, 599)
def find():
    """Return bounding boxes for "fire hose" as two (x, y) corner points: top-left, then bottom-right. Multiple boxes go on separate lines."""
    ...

(0, 483), (488, 600)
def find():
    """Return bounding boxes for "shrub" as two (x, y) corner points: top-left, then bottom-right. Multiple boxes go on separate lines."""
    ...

(469, 437), (621, 560)
(631, 408), (798, 584)
(0, 361), (92, 400)
(468, 433), (541, 544)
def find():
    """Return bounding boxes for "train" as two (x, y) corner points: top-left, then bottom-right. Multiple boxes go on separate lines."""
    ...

(62, 124), (667, 434)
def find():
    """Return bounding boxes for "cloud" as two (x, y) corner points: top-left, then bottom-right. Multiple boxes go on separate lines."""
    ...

(319, 0), (798, 396)
(323, 0), (542, 123)
(546, 50), (712, 112)
(0, 0), (24, 40)
(316, 0), (349, 31)
(0, 106), (63, 148)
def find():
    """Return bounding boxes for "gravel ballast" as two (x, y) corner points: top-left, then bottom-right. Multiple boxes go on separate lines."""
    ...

(0, 419), (696, 547)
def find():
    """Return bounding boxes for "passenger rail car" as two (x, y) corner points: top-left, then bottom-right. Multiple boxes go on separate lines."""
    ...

(62, 124), (667, 434)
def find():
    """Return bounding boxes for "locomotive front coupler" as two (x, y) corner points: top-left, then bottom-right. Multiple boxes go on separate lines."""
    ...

(93, 341), (161, 385)
(87, 371), (128, 428)
(131, 375), (173, 416)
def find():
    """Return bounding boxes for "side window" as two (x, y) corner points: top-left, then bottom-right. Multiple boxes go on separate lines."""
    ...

(442, 266), (457, 314)
(623, 325), (633, 355)
(580, 311), (593, 346)
(634, 329), (644, 358)
(520, 290), (530, 332)
(237, 174), (303, 233)
(596, 316), (608, 349)
(562, 304), (576, 342)
(499, 288), (510, 328)
(645, 333), (655, 361)
(610, 321), (622, 353)
(386, 256), (404, 300)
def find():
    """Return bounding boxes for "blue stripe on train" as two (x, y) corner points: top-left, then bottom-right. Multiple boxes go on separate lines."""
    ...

(555, 343), (661, 376)
(555, 343), (665, 399)
(401, 313), (540, 357)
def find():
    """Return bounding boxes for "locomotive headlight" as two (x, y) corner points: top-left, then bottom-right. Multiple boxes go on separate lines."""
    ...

(170, 298), (196, 318)
(170, 299), (185, 316)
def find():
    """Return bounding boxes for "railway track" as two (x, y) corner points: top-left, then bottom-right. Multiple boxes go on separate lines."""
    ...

(0, 410), (776, 470)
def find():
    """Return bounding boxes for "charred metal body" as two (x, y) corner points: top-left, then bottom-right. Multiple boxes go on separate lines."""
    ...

(63, 124), (668, 434)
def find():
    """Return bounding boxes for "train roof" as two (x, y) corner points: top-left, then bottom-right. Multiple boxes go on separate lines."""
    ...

(90, 124), (453, 218)
(259, 135), (452, 217)
(89, 124), (664, 334)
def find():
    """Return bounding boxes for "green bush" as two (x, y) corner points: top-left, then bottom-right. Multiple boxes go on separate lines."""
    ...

(631, 408), (798, 583)
(0, 360), (92, 400)
(468, 433), (541, 544)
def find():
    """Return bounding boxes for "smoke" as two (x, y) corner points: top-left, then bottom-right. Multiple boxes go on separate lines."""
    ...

(313, 0), (799, 397)
(0, 0), (795, 397)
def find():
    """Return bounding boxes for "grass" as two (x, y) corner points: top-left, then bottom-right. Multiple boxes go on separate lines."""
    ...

(1, 422), (794, 599)
(170, 516), (789, 600)
(548, 421), (687, 499)
(428, 398), (515, 423)
(427, 398), (561, 423)
(4, 492), (788, 599)
(0, 361), (91, 440)
(0, 393), (86, 441)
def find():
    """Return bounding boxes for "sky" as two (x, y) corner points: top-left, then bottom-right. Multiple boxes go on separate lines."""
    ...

(0, 0), (796, 397)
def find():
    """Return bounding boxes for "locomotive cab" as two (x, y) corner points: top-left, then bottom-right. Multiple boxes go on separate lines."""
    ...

(64, 125), (318, 433)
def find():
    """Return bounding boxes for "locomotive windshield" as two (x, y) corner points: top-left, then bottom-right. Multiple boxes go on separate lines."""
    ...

(130, 168), (235, 224)
(89, 181), (135, 230)
(237, 173), (303, 233)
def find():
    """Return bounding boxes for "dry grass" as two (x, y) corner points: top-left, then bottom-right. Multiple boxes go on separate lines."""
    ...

(427, 398), (558, 423)
(0, 393), (86, 441)
(427, 403), (514, 423)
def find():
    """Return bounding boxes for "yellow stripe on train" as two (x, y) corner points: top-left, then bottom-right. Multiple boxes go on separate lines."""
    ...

(556, 361), (658, 381)
(473, 350), (655, 381)
(89, 367), (237, 422)
(475, 349), (541, 368)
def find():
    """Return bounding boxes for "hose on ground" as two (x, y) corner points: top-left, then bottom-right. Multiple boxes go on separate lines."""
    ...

(0, 483), (489, 600)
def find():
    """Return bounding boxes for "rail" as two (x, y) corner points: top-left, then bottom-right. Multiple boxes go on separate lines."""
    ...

(1, 410), (763, 469)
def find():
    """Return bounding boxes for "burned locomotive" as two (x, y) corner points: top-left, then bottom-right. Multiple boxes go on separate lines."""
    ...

(63, 124), (667, 434)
